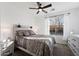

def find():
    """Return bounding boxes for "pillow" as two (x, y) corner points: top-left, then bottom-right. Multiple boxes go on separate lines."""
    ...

(23, 30), (30, 36)
(16, 30), (35, 36)
(16, 30), (30, 36)
(16, 30), (23, 36)
(28, 30), (36, 35)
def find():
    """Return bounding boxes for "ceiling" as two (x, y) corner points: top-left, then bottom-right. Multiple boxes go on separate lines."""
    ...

(31, 2), (79, 14)
(1, 2), (79, 17)
(27, 2), (79, 16)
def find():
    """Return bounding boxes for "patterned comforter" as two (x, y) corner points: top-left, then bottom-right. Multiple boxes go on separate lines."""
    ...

(15, 35), (55, 56)
(14, 30), (55, 56)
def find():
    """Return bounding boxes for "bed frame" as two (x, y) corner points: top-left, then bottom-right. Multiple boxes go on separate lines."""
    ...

(16, 46), (36, 56)
(13, 24), (54, 56)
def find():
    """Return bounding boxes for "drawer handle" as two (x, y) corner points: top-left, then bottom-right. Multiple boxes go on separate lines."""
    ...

(72, 39), (76, 41)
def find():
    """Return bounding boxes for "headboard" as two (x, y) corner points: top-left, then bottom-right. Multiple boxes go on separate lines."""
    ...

(13, 24), (33, 40)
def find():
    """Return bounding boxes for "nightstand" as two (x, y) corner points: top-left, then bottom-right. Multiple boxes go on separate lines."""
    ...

(68, 34), (79, 56)
(1, 41), (14, 56)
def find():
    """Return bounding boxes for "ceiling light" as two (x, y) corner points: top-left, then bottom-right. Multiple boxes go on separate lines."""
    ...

(39, 9), (42, 11)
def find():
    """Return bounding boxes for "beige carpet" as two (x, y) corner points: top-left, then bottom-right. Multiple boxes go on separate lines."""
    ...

(52, 35), (74, 56)
(53, 44), (74, 56)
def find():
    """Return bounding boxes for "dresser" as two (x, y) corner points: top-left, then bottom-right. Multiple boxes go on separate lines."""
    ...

(0, 41), (14, 56)
(68, 34), (79, 56)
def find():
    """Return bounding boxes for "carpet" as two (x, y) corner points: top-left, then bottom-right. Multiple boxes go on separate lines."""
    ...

(13, 44), (74, 56)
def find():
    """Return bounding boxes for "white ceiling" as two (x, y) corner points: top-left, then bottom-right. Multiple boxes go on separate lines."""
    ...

(1, 2), (79, 17)
(27, 2), (79, 16)
(48, 2), (79, 13)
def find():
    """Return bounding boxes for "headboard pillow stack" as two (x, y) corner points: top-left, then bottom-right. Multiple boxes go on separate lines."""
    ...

(16, 30), (36, 36)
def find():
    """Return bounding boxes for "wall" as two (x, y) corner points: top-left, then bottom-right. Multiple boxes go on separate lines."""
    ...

(64, 7), (79, 40)
(34, 17), (47, 34)
(35, 10), (71, 35)
(0, 3), (39, 41)
(34, 17), (50, 35)
(1, 3), (79, 41)
(35, 7), (79, 40)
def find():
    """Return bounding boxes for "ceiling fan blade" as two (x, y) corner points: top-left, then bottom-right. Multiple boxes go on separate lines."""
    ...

(29, 8), (38, 9)
(36, 11), (40, 14)
(37, 2), (41, 7)
(42, 4), (52, 9)
(42, 10), (47, 13)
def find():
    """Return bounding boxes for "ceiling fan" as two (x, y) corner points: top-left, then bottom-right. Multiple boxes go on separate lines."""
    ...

(29, 2), (53, 14)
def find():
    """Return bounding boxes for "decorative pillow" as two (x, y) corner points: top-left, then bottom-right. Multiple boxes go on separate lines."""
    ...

(28, 30), (36, 35)
(23, 30), (30, 36)
(16, 30), (35, 36)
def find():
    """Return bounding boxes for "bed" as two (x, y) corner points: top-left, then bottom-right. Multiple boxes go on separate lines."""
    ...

(14, 26), (55, 56)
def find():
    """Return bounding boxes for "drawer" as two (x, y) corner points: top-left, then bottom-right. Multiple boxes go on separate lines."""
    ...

(72, 36), (79, 42)
(68, 42), (77, 54)
(72, 43), (79, 51)
(2, 49), (11, 56)
(68, 37), (79, 47)
(2, 42), (14, 56)
(69, 39), (79, 48)
(2, 47), (12, 56)
(68, 41), (79, 55)
(68, 39), (79, 48)
(68, 42), (79, 55)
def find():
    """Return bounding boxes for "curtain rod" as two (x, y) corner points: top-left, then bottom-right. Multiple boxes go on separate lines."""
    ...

(45, 12), (70, 18)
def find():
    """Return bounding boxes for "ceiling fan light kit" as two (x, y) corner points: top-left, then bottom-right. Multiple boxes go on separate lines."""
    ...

(38, 9), (42, 11)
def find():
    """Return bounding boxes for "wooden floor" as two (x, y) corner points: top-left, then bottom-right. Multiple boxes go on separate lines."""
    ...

(13, 43), (74, 56)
